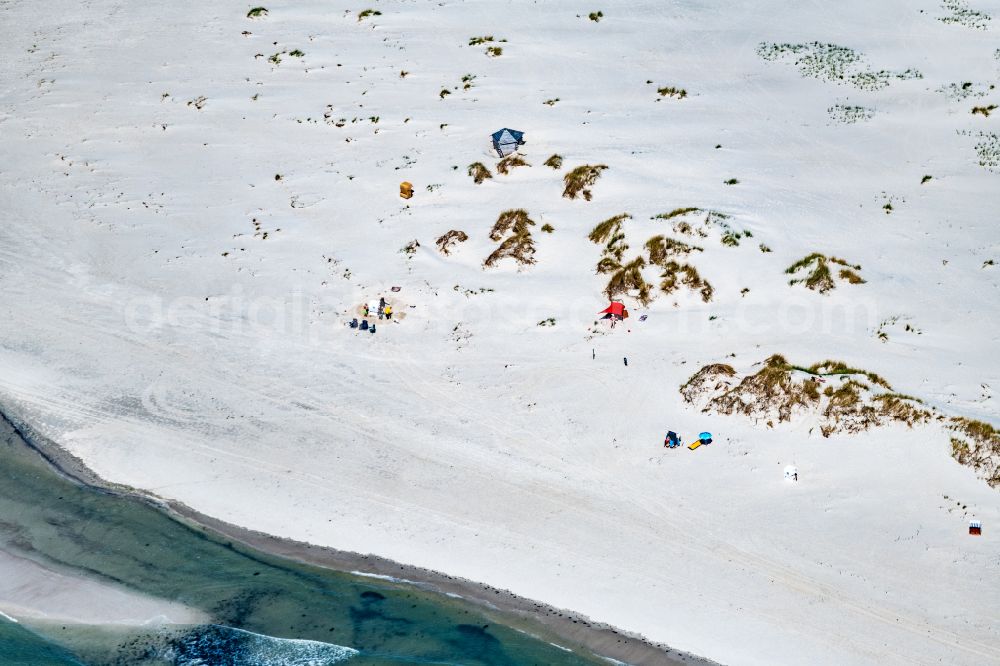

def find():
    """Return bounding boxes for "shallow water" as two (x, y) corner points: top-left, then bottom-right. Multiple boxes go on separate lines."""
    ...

(0, 417), (603, 665)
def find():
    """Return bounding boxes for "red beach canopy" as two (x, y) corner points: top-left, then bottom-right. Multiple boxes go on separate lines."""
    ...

(599, 302), (628, 318)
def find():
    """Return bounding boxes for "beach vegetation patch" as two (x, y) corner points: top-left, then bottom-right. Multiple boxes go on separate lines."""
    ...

(757, 41), (921, 91)
(949, 417), (1000, 487)
(682, 356), (931, 435)
(828, 104), (875, 123)
(563, 164), (607, 200)
(590, 214), (713, 304)
(468, 162), (492, 184)
(436, 230), (468, 255)
(786, 253), (864, 292)
(644, 235), (701, 263)
(657, 86), (687, 99)
(939, 0), (991, 29)
(658, 261), (713, 302)
(653, 207), (700, 220)
(485, 209), (536, 267)
(496, 154), (529, 175)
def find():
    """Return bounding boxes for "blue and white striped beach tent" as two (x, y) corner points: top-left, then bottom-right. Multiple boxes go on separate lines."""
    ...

(491, 128), (525, 157)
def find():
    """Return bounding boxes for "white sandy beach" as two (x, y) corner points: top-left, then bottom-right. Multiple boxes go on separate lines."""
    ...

(1, 0), (998, 664)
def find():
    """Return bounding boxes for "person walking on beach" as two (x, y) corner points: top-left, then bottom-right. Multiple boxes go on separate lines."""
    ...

(363, 303), (369, 317)
(384, 304), (393, 320)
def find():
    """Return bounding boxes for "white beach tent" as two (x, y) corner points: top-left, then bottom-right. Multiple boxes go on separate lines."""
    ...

(490, 128), (525, 157)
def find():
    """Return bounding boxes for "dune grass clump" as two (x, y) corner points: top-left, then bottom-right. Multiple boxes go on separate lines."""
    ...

(657, 86), (687, 99)
(544, 154), (563, 169)
(563, 164), (607, 200)
(484, 209), (536, 267)
(485, 46), (503, 57)
(720, 230), (747, 247)
(702, 355), (820, 423)
(644, 235), (701, 264)
(436, 230), (468, 255)
(591, 214), (714, 304)
(683, 355), (928, 434)
(653, 207), (701, 220)
(786, 253), (864, 292)
(868, 393), (931, 425)
(358, 8), (381, 21)
(589, 213), (630, 261)
(658, 261), (713, 302)
(800, 360), (891, 389)
(787, 253), (833, 291)
(603, 256), (652, 304)
(662, 208), (748, 248)
(588, 10), (604, 22)
(246, 7), (268, 18)
(972, 104), (998, 117)
(490, 209), (534, 240)
(949, 417), (1000, 487)
(541, 223), (554, 233)
(468, 35), (495, 45)
(496, 154), (529, 175)
(680, 363), (737, 403)
(588, 213), (631, 243)
(289, 49), (304, 57)
(468, 162), (492, 184)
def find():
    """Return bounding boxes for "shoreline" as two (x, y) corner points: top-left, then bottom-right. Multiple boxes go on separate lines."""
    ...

(1, 410), (714, 666)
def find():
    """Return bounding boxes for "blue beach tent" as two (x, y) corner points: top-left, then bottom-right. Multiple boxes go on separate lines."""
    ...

(491, 128), (525, 157)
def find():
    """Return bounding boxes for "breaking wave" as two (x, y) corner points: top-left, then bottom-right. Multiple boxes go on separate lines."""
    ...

(168, 625), (357, 665)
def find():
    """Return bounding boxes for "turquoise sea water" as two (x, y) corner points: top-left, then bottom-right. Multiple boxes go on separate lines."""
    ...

(0, 417), (605, 666)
